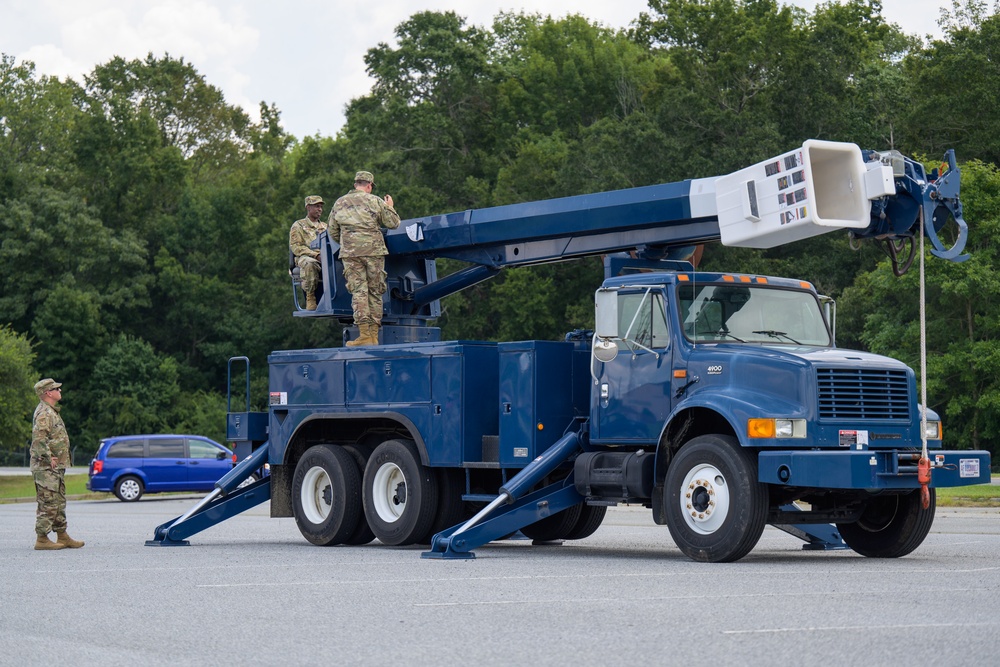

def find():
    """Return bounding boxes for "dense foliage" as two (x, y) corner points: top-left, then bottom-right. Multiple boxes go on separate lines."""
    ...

(1, 0), (998, 466)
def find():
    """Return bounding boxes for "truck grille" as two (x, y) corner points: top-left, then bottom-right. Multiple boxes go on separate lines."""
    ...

(816, 368), (911, 420)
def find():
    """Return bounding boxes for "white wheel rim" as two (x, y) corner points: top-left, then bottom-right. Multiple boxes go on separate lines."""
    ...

(300, 466), (332, 524)
(678, 463), (730, 535)
(371, 461), (406, 524)
(120, 480), (140, 500)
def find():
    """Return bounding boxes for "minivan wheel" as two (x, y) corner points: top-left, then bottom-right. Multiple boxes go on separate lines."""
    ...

(115, 475), (144, 502)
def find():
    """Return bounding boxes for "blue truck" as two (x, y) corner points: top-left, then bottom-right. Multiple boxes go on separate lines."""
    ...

(149, 140), (991, 562)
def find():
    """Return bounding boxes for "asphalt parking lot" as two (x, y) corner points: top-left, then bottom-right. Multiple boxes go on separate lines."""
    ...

(2, 496), (998, 667)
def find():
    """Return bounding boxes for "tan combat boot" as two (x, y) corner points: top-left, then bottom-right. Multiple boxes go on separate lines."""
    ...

(56, 531), (85, 548)
(345, 324), (369, 347)
(346, 323), (380, 347)
(305, 292), (317, 311)
(35, 535), (66, 551)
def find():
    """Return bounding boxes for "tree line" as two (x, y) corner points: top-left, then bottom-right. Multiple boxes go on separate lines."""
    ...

(1, 0), (998, 466)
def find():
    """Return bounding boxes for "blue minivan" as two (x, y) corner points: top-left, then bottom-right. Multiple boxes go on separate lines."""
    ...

(87, 434), (237, 501)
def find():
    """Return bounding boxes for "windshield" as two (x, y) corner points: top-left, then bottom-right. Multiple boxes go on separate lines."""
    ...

(678, 283), (830, 346)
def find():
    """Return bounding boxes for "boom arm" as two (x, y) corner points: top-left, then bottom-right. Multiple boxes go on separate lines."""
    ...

(298, 141), (969, 331)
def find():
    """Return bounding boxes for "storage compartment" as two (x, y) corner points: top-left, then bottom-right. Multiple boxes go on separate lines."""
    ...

(498, 341), (589, 466)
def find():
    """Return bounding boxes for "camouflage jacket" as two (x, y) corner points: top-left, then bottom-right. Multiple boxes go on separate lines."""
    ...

(329, 190), (401, 258)
(30, 402), (70, 472)
(289, 217), (328, 260)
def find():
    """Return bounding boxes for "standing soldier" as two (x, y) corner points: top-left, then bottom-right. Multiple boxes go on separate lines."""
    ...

(330, 171), (400, 346)
(289, 195), (327, 310)
(30, 378), (84, 550)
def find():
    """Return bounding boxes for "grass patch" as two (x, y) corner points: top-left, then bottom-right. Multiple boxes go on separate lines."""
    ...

(936, 477), (1000, 507)
(0, 474), (110, 503)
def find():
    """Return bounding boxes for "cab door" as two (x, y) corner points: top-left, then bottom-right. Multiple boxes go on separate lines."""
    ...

(593, 289), (674, 443)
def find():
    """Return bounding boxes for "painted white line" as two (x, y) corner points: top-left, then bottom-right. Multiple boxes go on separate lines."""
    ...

(723, 621), (999, 635)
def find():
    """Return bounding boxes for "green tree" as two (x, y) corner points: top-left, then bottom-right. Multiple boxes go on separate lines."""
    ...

(83, 335), (181, 455)
(904, 6), (1000, 163)
(0, 326), (37, 461)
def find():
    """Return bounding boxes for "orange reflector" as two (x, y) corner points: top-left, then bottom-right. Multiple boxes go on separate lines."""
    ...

(799, 281), (812, 289)
(756, 276), (768, 284)
(674, 370), (687, 379)
(747, 419), (775, 438)
(722, 275), (735, 282)
(537, 423), (544, 431)
(678, 274), (690, 281)
(739, 275), (751, 283)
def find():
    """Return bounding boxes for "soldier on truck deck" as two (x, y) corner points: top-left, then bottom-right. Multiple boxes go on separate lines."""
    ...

(289, 195), (327, 310)
(329, 170), (400, 347)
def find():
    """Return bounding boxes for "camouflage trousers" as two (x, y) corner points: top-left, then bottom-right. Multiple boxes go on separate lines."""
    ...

(342, 256), (387, 326)
(33, 469), (67, 536)
(295, 255), (322, 295)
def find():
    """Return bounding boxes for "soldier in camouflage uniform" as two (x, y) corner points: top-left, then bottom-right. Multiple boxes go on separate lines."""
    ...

(30, 378), (84, 550)
(330, 171), (401, 346)
(289, 195), (328, 310)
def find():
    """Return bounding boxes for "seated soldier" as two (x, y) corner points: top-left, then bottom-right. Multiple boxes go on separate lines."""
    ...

(289, 195), (327, 310)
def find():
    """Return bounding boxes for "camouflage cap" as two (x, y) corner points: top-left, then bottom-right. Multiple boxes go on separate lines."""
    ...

(34, 378), (62, 397)
(304, 195), (324, 206)
(354, 171), (375, 185)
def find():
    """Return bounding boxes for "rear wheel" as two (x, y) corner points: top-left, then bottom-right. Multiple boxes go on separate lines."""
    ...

(521, 503), (583, 542)
(292, 445), (363, 546)
(664, 434), (768, 563)
(341, 445), (376, 546)
(363, 439), (439, 546)
(114, 475), (143, 502)
(566, 504), (607, 540)
(837, 490), (935, 558)
(418, 467), (467, 545)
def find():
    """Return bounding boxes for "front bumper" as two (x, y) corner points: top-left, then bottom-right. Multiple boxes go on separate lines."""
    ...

(758, 449), (991, 489)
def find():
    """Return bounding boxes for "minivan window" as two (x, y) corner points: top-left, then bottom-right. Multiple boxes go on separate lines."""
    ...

(189, 439), (224, 460)
(147, 438), (185, 458)
(107, 440), (144, 458)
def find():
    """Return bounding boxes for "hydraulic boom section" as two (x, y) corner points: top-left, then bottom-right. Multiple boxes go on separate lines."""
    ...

(296, 141), (970, 326)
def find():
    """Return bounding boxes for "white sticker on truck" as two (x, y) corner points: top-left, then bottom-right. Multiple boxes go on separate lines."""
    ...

(959, 458), (980, 479)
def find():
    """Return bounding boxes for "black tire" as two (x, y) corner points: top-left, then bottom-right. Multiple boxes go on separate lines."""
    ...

(341, 444), (376, 546)
(664, 434), (768, 563)
(292, 445), (363, 546)
(418, 467), (467, 545)
(363, 439), (439, 546)
(565, 504), (608, 541)
(837, 490), (936, 558)
(521, 503), (583, 542)
(114, 475), (144, 502)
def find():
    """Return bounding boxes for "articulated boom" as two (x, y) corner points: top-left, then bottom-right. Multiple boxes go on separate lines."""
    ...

(294, 140), (968, 331)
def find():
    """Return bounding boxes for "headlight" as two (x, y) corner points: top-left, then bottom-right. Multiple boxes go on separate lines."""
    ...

(748, 418), (807, 439)
(924, 421), (942, 440)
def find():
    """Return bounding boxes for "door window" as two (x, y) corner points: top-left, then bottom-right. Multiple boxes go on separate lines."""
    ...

(146, 438), (185, 458)
(189, 439), (224, 460)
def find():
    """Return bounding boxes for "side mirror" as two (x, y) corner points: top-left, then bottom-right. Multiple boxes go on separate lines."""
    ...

(594, 289), (619, 339)
(594, 338), (619, 363)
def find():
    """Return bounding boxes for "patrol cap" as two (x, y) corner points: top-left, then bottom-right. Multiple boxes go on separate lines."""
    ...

(34, 378), (62, 397)
(304, 195), (324, 206)
(354, 171), (375, 185)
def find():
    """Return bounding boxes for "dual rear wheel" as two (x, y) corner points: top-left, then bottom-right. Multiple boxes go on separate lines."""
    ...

(292, 439), (439, 547)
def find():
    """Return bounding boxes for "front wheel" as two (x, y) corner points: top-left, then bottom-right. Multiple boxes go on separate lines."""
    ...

(837, 490), (935, 558)
(664, 434), (768, 563)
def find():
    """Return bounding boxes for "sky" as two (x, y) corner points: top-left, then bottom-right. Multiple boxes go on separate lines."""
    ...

(1, 0), (954, 141)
